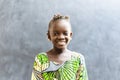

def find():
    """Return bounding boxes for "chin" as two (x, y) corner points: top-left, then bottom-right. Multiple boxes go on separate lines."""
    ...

(55, 45), (67, 50)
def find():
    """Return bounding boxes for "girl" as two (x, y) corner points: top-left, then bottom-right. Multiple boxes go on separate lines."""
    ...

(31, 14), (88, 80)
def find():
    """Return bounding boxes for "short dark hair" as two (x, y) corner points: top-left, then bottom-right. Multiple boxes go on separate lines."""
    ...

(48, 14), (70, 32)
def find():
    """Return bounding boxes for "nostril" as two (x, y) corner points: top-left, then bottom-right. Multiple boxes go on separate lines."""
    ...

(58, 35), (65, 39)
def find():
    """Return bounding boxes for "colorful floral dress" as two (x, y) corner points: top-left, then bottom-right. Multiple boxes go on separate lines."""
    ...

(31, 52), (88, 80)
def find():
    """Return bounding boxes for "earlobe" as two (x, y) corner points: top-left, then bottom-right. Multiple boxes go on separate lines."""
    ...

(47, 32), (51, 41)
(70, 32), (72, 40)
(70, 32), (72, 37)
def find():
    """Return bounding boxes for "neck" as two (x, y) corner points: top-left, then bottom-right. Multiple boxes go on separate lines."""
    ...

(52, 47), (68, 55)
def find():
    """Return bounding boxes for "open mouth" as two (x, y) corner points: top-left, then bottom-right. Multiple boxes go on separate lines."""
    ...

(57, 41), (66, 45)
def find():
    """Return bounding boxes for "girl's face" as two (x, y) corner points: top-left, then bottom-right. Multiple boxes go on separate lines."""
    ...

(48, 20), (72, 49)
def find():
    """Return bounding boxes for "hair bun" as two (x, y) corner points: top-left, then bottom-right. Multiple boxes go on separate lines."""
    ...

(52, 14), (70, 21)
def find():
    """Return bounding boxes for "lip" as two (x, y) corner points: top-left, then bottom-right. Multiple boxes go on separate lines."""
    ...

(57, 40), (66, 42)
(56, 41), (66, 45)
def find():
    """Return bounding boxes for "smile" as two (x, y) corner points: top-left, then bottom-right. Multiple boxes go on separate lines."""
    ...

(57, 41), (66, 45)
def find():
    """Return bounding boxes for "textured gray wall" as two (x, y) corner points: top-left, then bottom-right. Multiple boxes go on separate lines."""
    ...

(0, 0), (120, 80)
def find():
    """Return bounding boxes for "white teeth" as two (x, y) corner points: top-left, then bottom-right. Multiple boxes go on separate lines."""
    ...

(57, 41), (65, 45)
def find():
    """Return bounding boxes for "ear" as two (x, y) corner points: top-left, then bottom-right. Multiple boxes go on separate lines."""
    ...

(47, 32), (51, 41)
(70, 32), (72, 39)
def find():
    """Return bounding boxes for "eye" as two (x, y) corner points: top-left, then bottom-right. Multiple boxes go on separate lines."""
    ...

(63, 32), (68, 36)
(53, 32), (59, 36)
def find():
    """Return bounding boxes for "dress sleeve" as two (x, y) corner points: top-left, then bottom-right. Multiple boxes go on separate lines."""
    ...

(31, 55), (43, 80)
(31, 53), (49, 80)
(76, 55), (88, 80)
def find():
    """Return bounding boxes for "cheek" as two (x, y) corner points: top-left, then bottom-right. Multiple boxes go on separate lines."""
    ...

(66, 37), (71, 42)
(50, 37), (57, 43)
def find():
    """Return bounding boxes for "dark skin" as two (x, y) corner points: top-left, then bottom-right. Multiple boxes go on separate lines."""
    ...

(46, 20), (73, 64)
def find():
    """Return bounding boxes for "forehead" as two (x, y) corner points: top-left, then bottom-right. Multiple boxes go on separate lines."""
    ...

(50, 20), (72, 32)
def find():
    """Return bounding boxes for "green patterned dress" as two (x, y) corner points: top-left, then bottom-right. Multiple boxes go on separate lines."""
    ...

(31, 52), (88, 80)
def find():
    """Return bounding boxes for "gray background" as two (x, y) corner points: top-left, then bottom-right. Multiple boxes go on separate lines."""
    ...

(0, 0), (120, 80)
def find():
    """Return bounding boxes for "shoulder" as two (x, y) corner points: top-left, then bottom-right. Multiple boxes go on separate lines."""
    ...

(34, 52), (48, 62)
(72, 51), (85, 58)
(72, 51), (85, 64)
(35, 52), (47, 57)
(33, 52), (49, 72)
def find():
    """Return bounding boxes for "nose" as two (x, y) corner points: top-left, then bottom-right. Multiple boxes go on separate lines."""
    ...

(58, 34), (65, 39)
